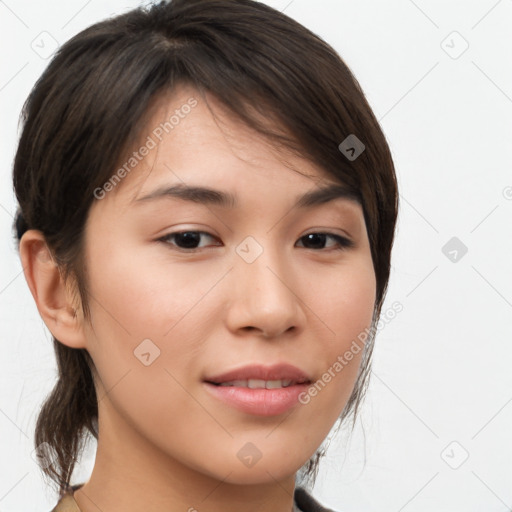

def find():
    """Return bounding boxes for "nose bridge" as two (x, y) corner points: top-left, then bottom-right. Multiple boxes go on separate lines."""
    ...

(228, 235), (303, 337)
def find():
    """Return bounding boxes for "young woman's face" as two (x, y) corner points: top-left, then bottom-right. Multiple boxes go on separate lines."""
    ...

(80, 85), (376, 487)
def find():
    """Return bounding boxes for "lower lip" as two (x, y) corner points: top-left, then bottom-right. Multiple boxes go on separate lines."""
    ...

(203, 382), (310, 416)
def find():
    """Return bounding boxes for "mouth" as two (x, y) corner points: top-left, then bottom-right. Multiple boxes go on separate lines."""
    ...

(202, 363), (313, 416)
(206, 378), (309, 389)
(203, 362), (312, 385)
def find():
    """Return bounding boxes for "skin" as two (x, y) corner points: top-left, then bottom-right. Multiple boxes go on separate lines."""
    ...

(20, 85), (376, 512)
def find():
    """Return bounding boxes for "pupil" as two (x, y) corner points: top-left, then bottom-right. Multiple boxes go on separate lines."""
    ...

(176, 232), (200, 248)
(304, 233), (325, 249)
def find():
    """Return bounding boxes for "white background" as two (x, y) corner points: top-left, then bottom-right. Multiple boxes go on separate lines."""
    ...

(1, 1), (511, 511)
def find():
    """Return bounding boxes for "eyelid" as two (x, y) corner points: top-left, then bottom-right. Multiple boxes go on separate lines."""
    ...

(301, 227), (353, 240)
(297, 231), (354, 250)
(156, 229), (354, 252)
(157, 230), (221, 249)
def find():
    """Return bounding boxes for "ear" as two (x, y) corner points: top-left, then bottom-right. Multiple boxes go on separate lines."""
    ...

(19, 230), (87, 349)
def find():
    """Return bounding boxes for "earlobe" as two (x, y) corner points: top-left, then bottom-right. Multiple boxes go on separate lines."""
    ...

(19, 230), (87, 349)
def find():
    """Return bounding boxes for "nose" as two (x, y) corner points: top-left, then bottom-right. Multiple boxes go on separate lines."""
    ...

(224, 244), (307, 339)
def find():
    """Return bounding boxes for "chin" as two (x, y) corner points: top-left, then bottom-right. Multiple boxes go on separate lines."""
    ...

(197, 452), (308, 486)
(218, 465), (298, 486)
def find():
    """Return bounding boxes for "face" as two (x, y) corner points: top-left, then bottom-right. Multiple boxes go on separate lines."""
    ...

(80, 84), (376, 487)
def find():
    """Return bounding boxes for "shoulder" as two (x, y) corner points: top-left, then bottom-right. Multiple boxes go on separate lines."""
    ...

(294, 486), (339, 512)
(49, 484), (84, 512)
(49, 494), (81, 512)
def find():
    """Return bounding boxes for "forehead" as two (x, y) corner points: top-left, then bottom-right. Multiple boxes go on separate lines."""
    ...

(102, 85), (349, 211)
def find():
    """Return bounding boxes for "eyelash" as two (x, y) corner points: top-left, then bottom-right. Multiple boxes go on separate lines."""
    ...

(157, 230), (354, 252)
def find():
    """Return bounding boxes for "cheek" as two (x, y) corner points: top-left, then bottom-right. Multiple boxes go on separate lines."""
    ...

(85, 239), (217, 339)
(307, 256), (376, 343)
(82, 238), (229, 399)
(82, 240), (215, 416)
(331, 270), (375, 336)
(299, 257), (376, 409)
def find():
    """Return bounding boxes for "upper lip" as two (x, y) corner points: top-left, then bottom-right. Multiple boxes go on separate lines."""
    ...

(204, 363), (312, 384)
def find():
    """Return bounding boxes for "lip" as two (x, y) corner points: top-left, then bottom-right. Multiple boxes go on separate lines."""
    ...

(204, 363), (312, 384)
(203, 363), (312, 416)
(203, 383), (310, 416)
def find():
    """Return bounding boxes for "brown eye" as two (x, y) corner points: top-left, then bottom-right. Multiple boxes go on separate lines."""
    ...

(159, 231), (221, 250)
(296, 232), (354, 250)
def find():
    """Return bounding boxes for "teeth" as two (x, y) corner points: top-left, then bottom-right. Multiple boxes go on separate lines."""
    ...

(265, 379), (284, 389)
(248, 379), (266, 389)
(218, 379), (295, 388)
(219, 380), (247, 387)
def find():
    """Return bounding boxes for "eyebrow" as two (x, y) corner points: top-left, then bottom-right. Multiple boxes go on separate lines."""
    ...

(134, 183), (361, 209)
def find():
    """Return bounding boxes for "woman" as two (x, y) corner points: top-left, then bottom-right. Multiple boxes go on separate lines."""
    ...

(12, 0), (398, 510)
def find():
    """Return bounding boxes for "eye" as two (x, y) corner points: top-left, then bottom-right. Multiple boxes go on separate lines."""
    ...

(158, 231), (221, 250)
(157, 230), (353, 252)
(296, 232), (354, 251)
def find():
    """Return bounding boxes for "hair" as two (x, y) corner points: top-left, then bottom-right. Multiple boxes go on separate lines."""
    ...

(12, 0), (398, 497)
